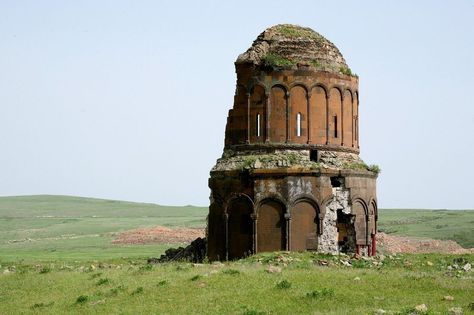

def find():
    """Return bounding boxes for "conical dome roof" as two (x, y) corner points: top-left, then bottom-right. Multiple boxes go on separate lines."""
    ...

(236, 24), (350, 74)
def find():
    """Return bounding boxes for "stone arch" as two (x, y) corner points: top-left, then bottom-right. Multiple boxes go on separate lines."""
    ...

(227, 196), (253, 259)
(368, 199), (377, 235)
(309, 83), (329, 95)
(290, 85), (308, 143)
(343, 89), (353, 147)
(230, 84), (248, 145)
(289, 82), (309, 93)
(310, 85), (328, 145)
(329, 87), (342, 145)
(257, 198), (286, 252)
(250, 84), (266, 143)
(269, 85), (287, 142)
(351, 198), (368, 247)
(249, 82), (266, 95)
(353, 91), (359, 147)
(207, 202), (226, 261)
(290, 198), (319, 251)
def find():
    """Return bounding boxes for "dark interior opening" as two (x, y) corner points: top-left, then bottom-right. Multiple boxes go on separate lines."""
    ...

(310, 149), (319, 162)
(337, 209), (355, 254)
(330, 176), (344, 188)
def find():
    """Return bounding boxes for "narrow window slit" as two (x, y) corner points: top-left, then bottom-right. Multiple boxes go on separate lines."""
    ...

(296, 113), (302, 137)
(256, 114), (261, 137)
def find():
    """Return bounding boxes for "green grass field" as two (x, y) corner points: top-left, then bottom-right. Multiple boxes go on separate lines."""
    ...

(0, 195), (207, 262)
(0, 195), (473, 262)
(0, 252), (473, 314)
(0, 195), (473, 314)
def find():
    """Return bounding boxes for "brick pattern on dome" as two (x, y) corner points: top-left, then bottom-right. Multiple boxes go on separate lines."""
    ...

(236, 24), (348, 73)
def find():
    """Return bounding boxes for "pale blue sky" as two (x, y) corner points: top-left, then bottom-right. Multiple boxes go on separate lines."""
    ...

(1, 1), (473, 208)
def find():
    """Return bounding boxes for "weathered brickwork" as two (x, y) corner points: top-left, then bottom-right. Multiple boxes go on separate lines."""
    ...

(208, 24), (378, 261)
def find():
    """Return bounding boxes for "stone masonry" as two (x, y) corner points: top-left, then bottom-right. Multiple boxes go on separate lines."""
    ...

(207, 24), (378, 261)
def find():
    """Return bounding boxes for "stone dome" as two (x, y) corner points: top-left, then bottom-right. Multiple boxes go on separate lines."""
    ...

(236, 24), (350, 74)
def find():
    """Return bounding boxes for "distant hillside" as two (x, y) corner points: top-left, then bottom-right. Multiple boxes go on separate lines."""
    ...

(0, 195), (208, 218)
(0, 195), (472, 261)
(378, 208), (474, 248)
(0, 195), (208, 261)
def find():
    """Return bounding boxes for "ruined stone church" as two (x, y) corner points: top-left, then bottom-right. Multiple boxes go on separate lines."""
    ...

(207, 24), (378, 261)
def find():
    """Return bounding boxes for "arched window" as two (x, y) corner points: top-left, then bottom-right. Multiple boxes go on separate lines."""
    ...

(256, 114), (261, 137)
(296, 112), (302, 137)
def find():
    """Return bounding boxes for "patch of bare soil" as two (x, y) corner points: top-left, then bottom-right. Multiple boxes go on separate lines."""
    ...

(112, 226), (205, 245)
(377, 232), (474, 254)
(113, 227), (473, 255)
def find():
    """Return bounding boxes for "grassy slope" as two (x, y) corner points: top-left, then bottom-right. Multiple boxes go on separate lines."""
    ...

(0, 195), (207, 262)
(0, 253), (473, 315)
(378, 209), (474, 248)
(0, 196), (473, 314)
(1, 195), (473, 262)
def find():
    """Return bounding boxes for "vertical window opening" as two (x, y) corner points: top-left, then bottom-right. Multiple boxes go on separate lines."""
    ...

(334, 115), (338, 138)
(310, 149), (319, 162)
(296, 112), (302, 137)
(256, 114), (261, 137)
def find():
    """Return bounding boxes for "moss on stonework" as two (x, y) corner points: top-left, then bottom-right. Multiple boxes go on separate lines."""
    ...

(263, 53), (296, 68)
(239, 153), (310, 170)
(309, 60), (321, 68)
(367, 164), (381, 174)
(273, 24), (323, 40)
(339, 66), (353, 76)
(343, 161), (381, 174)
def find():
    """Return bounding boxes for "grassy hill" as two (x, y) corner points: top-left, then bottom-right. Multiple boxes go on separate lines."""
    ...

(0, 196), (473, 314)
(0, 195), (473, 262)
(0, 195), (207, 262)
(378, 209), (474, 248)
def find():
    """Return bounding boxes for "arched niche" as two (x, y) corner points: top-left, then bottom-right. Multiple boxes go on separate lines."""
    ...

(290, 200), (318, 251)
(250, 85), (266, 143)
(227, 198), (253, 259)
(230, 85), (248, 145)
(353, 91), (359, 147)
(352, 199), (368, 246)
(290, 85), (307, 143)
(270, 86), (287, 143)
(368, 201), (377, 235)
(343, 90), (353, 147)
(257, 199), (286, 252)
(310, 86), (327, 145)
(329, 88), (342, 145)
(207, 203), (226, 261)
